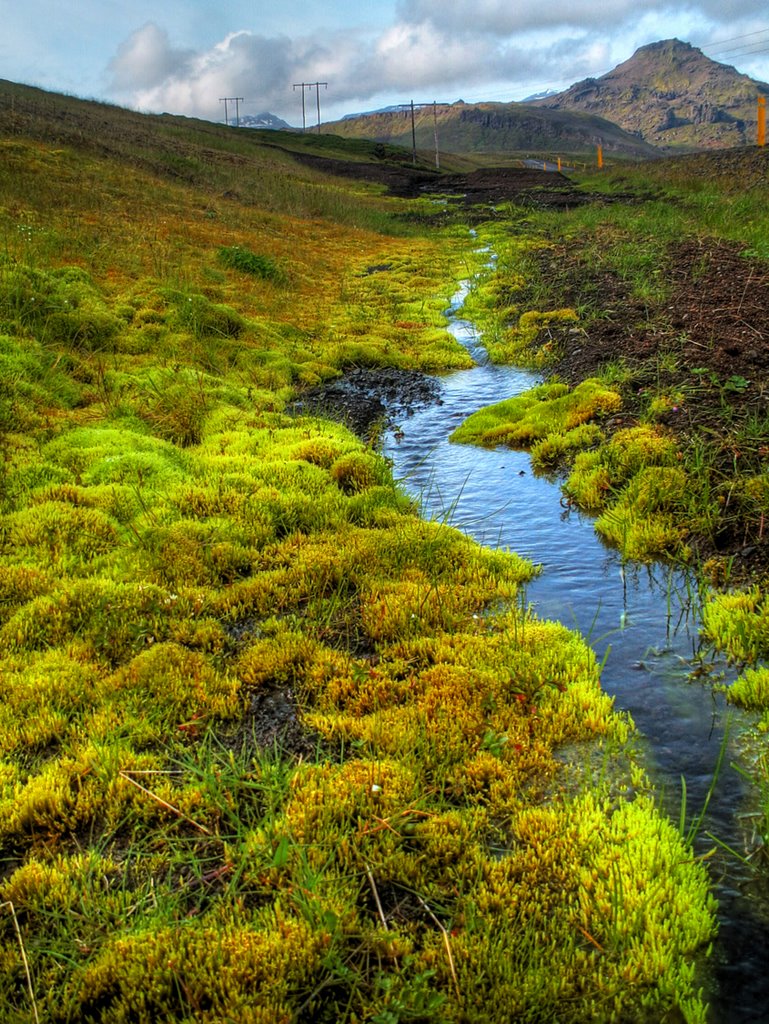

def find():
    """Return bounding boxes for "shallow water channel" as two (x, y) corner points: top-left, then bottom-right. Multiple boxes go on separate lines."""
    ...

(381, 279), (769, 1022)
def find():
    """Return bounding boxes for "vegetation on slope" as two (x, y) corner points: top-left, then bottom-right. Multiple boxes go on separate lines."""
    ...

(325, 101), (657, 162)
(0, 85), (717, 1023)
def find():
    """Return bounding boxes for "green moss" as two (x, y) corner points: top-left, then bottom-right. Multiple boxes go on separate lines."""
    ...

(702, 587), (769, 663)
(0, 141), (721, 1024)
(594, 466), (692, 561)
(94, 643), (240, 743)
(164, 289), (245, 339)
(450, 379), (621, 449)
(724, 665), (769, 711)
(0, 578), (183, 664)
(561, 426), (690, 560)
(486, 307), (579, 367)
(1, 500), (119, 572)
(531, 422), (605, 471)
(0, 334), (81, 432)
(330, 451), (391, 494)
(0, 648), (99, 753)
(71, 912), (324, 1024)
(0, 261), (123, 350)
(0, 564), (54, 624)
(43, 426), (188, 486)
(217, 245), (285, 282)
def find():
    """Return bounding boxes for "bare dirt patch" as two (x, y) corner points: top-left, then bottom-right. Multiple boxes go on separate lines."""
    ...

(545, 232), (769, 578)
(290, 151), (591, 209)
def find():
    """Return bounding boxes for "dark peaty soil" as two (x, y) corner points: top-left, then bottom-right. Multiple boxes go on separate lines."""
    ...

(540, 223), (769, 578)
(291, 150), (592, 210)
(291, 366), (441, 441)
(546, 236), (769, 388)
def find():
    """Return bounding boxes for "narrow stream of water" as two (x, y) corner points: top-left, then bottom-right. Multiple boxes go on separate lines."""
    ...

(381, 281), (769, 1022)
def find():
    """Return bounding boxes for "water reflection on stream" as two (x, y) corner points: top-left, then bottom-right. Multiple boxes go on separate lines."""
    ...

(381, 284), (769, 1022)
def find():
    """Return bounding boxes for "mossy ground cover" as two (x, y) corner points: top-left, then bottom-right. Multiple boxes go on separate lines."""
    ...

(0, 109), (718, 1022)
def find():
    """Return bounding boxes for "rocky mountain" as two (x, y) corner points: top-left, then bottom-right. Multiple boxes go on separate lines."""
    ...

(324, 101), (657, 160)
(235, 112), (292, 130)
(532, 39), (769, 150)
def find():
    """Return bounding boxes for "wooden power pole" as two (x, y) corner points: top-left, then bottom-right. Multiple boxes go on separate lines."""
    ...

(399, 101), (449, 167)
(293, 82), (328, 133)
(219, 97), (244, 127)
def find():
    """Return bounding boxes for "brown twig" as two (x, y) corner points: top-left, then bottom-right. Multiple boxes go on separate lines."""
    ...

(578, 925), (606, 953)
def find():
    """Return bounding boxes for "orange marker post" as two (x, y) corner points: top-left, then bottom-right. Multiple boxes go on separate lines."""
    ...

(759, 96), (766, 148)
(597, 145), (604, 169)
(557, 157), (562, 172)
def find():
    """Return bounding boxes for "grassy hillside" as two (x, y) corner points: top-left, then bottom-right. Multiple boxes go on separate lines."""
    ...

(325, 101), (658, 161)
(0, 83), (718, 1023)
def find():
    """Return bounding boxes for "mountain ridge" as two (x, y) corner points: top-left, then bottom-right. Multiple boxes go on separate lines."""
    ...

(532, 38), (769, 150)
(323, 101), (657, 160)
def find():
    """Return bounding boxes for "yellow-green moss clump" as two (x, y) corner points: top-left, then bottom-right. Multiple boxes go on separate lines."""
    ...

(449, 378), (621, 450)
(702, 587), (769, 665)
(485, 308), (580, 367)
(0, 133), (716, 1023)
(452, 379), (694, 563)
(0, 407), (717, 1023)
(703, 587), (769, 724)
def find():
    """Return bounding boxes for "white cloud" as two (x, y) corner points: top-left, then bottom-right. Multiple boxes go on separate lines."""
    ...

(108, 23), (195, 92)
(105, 4), (769, 124)
(395, 0), (661, 35)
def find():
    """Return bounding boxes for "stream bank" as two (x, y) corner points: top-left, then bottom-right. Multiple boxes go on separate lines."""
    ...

(376, 277), (769, 1024)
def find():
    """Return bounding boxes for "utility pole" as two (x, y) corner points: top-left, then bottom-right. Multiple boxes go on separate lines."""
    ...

(293, 82), (328, 133)
(293, 83), (308, 132)
(398, 102), (449, 167)
(220, 97), (244, 127)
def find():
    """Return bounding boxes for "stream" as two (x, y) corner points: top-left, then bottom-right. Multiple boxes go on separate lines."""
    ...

(381, 279), (769, 1022)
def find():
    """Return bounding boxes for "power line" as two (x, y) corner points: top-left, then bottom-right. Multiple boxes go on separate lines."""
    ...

(396, 101), (450, 167)
(701, 27), (769, 48)
(219, 96), (244, 127)
(293, 81), (328, 133)
(705, 42), (769, 60)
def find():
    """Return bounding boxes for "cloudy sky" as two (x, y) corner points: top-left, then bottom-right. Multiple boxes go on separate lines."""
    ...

(3, 1), (769, 126)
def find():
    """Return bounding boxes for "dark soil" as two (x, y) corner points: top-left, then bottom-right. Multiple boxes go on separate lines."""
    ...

(291, 366), (441, 441)
(545, 236), (769, 388)
(533, 221), (769, 579)
(292, 151), (592, 211)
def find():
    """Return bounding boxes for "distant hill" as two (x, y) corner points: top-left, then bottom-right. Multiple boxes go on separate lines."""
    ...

(532, 39), (769, 150)
(237, 112), (293, 130)
(342, 105), (404, 120)
(324, 102), (658, 160)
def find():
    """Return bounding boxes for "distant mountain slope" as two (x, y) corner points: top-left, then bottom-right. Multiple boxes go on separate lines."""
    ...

(325, 102), (658, 160)
(532, 39), (769, 150)
(237, 112), (292, 130)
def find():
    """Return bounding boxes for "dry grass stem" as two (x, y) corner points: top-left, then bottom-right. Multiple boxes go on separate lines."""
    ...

(1, 901), (40, 1024)
(417, 895), (460, 1001)
(365, 865), (389, 932)
(118, 771), (212, 835)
